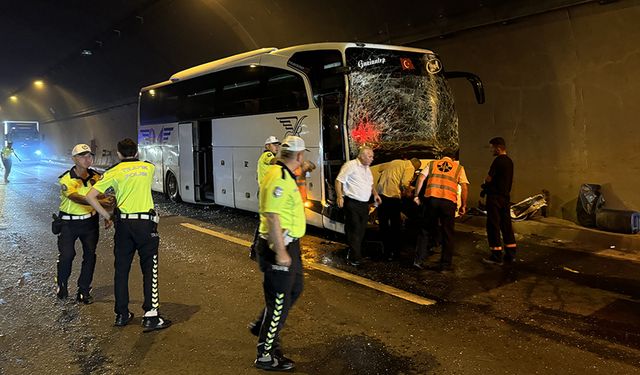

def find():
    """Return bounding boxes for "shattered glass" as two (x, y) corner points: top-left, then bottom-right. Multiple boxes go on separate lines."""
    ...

(345, 48), (458, 161)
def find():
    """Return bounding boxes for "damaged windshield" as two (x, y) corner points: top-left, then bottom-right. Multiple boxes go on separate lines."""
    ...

(345, 47), (458, 161)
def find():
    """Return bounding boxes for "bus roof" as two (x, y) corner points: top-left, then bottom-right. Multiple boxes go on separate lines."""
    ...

(141, 42), (435, 92)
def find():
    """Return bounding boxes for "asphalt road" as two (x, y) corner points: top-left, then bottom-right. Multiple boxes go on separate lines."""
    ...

(1, 162), (639, 375)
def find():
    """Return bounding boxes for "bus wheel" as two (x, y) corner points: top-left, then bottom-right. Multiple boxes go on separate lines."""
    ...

(166, 171), (181, 202)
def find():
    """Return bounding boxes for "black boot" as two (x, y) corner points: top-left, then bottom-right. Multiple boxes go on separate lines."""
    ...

(504, 247), (517, 264)
(142, 315), (172, 332)
(482, 250), (503, 265)
(76, 290), (93, 305)
(255, 352), (295, 372)
(114, 312), (134, 327)
(56, 282), (68, 300)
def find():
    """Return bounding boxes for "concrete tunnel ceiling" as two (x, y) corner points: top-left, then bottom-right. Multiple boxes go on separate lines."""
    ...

(0, 0), (603, 122)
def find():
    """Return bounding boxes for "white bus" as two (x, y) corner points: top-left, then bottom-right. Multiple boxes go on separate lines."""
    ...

(138, 42), (484, 232)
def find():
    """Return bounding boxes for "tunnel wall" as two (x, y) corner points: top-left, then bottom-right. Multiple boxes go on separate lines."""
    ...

(413, 1), (640, 218)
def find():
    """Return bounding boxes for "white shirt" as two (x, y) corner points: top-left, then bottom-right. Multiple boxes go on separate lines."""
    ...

(336, 159), (373, 202)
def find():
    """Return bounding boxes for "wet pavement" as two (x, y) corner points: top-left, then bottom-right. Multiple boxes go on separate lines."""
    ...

(1, 163), (640, 374)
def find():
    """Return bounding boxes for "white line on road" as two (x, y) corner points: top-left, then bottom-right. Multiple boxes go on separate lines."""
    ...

(180, 222), (437, 306)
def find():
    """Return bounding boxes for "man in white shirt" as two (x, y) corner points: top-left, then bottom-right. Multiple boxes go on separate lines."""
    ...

(335, 146), (382, 266)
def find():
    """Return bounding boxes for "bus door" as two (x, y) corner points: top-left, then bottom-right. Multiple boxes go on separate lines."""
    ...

(178, 122), (196, 203)
(193, 120), (214, 202)
(319, 93), (347, 232)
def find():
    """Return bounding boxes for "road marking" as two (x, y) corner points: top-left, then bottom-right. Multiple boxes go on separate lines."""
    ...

(181, 222), (252, 247)
(303, 262), (436, 306)
(180, 222), (436, 306)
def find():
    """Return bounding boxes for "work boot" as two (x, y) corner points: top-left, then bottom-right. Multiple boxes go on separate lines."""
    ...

(504, 247), (517, 264)
(426, 263), (454, 274)
(114, 312), (134, 327)
(482, 251), (504, 265)
(76, 290), (94, 305)
(142, 315), (172, 332)
(254, 352), (295, 372)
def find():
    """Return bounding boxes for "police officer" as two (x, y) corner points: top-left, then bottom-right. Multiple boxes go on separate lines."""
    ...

(56, 144), (112, 303)
(250, 136), (281, 259)
(253, 135), (307, 371)
(85, 138), (171, 332)
(413, 151), (469, 272)
(1, 141), (21, 183)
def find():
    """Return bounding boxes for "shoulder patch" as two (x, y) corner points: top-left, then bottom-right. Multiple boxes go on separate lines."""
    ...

(273, 186), (283, 198)
(60, 183), (68, 192)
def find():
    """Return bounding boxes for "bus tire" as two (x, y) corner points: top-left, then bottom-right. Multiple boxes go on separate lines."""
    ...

(166, 171), (181, 202)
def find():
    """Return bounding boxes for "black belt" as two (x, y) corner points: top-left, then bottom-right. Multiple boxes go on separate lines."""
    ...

(345, 196), (369, 204)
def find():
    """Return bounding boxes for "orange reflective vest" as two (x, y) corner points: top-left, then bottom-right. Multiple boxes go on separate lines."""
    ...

(294, 167), (307, 201)
(424, 158), (461, 203)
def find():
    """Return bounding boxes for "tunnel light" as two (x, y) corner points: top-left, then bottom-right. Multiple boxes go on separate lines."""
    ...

(34, 80), (44, 88)
(9, 96), (18, 102)
(249, 64), (258, 68)
(149, 89), (156, 97)
(81, 49), (93, 56)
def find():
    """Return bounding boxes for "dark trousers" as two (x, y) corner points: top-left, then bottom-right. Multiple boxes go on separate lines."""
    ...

(486, 194), (516, 254)
(414, 198), (441, 264)
(344, 196), (369, 261)
(2, 158), (11, 181)
(56, 214), (99, 293)
(113, 219), (160, 315)
(426, 198), (457, 266)
(378, 195), (402, 257)
(256, 237), (304, 356)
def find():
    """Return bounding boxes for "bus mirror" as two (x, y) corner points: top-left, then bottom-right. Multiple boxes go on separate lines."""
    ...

(444, 71), (485, 104)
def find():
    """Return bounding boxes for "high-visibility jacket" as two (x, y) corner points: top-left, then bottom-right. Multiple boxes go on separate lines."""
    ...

(424, 158), (463, 203)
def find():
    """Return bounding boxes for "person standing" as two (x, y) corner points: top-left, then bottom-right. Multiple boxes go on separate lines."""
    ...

(375, 158), (421, 260)
(250, 136), (281, 259)
(85, 138), (171, 332)
(482, 137), (517, 265)
(1, 141), (21, 183)
(294, 160), (316, 202)
(253, 136), (307, 371)
(335, 146), (381, 266)
(55, 144), (113, 303)
(413, 151), (468, 272)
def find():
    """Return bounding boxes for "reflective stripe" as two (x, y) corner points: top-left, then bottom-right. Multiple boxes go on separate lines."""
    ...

(425, 183), (458, 194)
(151, 254), (159, 309)
(60, 212), (96, 220)
(264, 292), (285, 352)
(429, 173), (459, 183)
(424, 159), (462, 203)
(118, 213), (159, 223)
